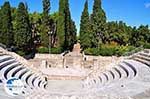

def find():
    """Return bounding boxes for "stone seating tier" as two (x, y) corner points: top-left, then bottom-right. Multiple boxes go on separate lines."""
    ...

(0, 47), (48, 96)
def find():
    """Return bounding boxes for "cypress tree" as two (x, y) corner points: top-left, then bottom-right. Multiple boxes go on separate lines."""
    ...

(91, 0), (106, 47)
(42, 0), (50, 24)
(64, 0), (72, 50)
(57, 0), (66, 49)
(79, 0), (92, 50)
(14, 2), (32, 50)
(41, 0), (51, 47)
(69, 20), (77, 50)
(57, 0), (76, 51)
(0, 2), (13, 47)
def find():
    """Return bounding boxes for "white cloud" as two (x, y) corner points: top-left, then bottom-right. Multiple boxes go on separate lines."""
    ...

(145, 3), (150, 8)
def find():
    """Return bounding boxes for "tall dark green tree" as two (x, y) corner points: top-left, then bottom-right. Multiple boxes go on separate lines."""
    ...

(91, 0), (106, 47)
(42, 0), (50, 24)
(79, 0), (92, 50)
(0, 2), (13, 47)
(41, 0), (51, 47)
(57, 0), (76, 51)
(69, 20), (77, 50)
(64, 0), (72, 50)
(57, 0), (65, 48)
(14, 2), (32, 51)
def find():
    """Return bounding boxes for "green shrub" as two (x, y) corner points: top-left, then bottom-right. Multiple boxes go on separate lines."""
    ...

(16, 50), (26, 56)
(37, 47), (62, 54)
(118, 46), (142, 56)
(37, 47), (49, 53)
(143, 43), (150, 49)
(51, 47), (62, 54)
(99, 44), (117, 56)
(84, 48), (99, 56)
(84, 44), (138, 56)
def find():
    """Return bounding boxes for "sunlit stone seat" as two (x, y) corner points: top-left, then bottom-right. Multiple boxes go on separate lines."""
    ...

(0, 49), (48, 96)
(7, 65), (25, 78)
(119, 62), (135, 79)
(104, 71), (114, 83)
(113, 66), (127, 79)
(110, 68), (120, 80)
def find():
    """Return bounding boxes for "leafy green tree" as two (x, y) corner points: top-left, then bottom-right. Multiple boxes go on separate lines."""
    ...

(129, 27), (138, 46)
(0, 1), (13, 47)
(79, 0), (92, 50)
(136, 25), (150, 46)
(14, 2), (32, 51)
(91, 0), (107, 47)
(106, 21), (130, 45)
(29, 12), (42, 46)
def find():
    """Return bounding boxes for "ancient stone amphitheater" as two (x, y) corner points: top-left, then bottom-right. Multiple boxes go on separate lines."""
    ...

(0, 47), (150, 99)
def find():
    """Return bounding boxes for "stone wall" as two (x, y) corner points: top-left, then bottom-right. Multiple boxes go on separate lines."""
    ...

(29, 53), (122, 70)
(31, 53), (64, 68)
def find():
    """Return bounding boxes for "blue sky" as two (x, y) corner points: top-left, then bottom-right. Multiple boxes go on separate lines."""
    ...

(0, 0), (150, 33)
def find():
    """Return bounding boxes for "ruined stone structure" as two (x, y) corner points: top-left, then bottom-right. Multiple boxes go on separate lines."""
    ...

(30, 43), (121, 71)
(64, 43), (83, 69)
(0, 46), (150, 99)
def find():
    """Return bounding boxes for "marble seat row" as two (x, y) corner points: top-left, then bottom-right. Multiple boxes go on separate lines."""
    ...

(131, 52), (150, 67)
(0, 50), (48, 95)
(83, 50), (150, 88)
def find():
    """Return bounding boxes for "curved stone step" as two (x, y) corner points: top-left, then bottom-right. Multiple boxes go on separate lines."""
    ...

(122, 61), (137, 77)
(3, 64), (21, 79)
(94, 76), (102, 86)
(25, 73), (34, 85)
(0, 59), (16, 70)
(28, 74), (39, 87)
(40, 80), (48, 89)
(32, 76), (40, 87)
(14, 68), (29, 78)
(0, 61), (19, 80)
(98, 73), (108, 85)
(8, 65), (25, 78)
(139, 52), (150, 58)
(34, 77), (43, 88)
(109, 68), (120, 80)
(103, 71), (114, 83)
(87, 78), (95, 88)
(0, 55), (12, 63)
(119, 62), (135, 79)
(135, 54), (150, 62)
(133, 57), (150, 67)
(113, 66), (128, 79)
